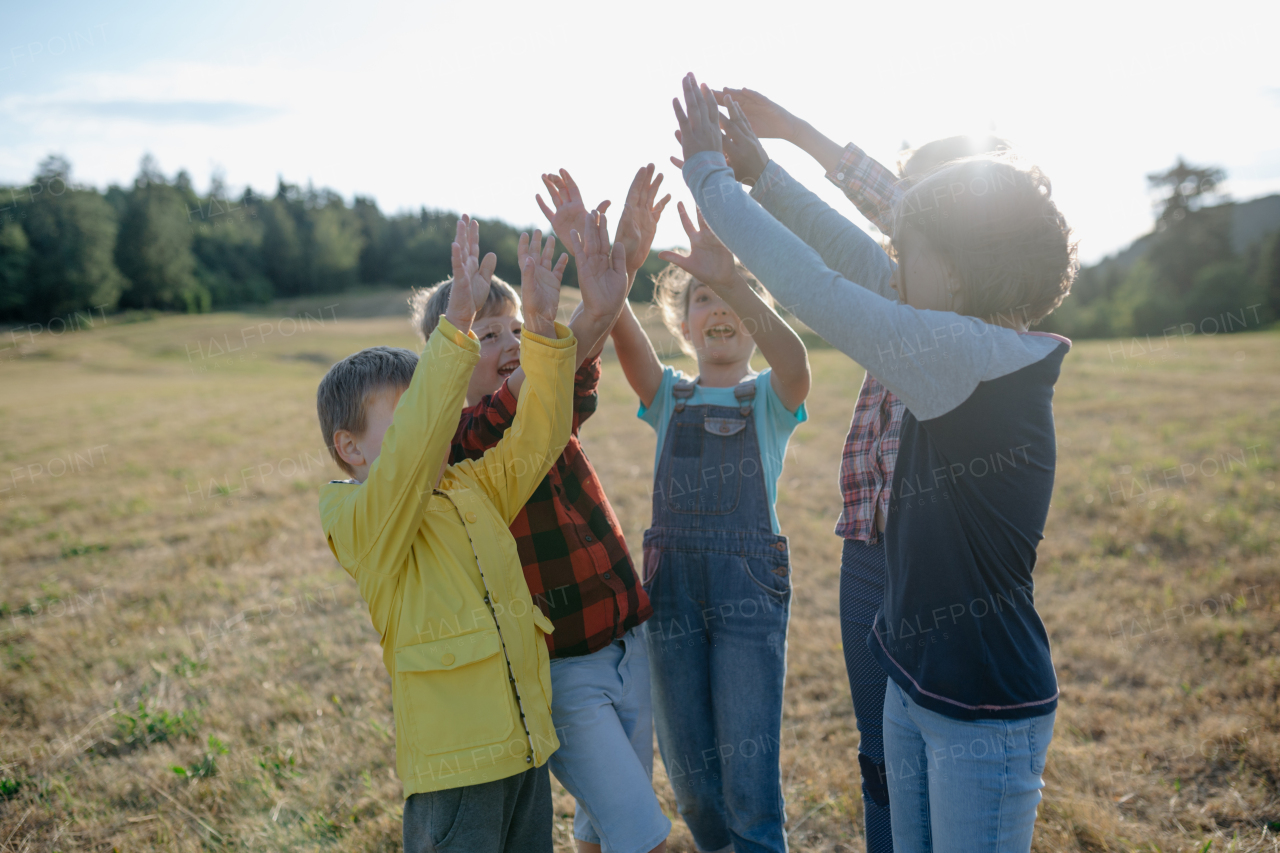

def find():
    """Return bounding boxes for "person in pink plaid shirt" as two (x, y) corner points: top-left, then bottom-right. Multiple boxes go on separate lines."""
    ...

(717, 85), (1009, 853)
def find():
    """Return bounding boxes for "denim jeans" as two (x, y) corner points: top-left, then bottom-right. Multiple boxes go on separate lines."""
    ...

(548, 630), (670, 853)
(644, 529), (792, 853)
(882, 680), (1053, 852)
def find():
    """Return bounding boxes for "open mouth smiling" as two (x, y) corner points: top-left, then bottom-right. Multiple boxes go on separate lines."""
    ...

(497, 360), (519, 378)
(704, 323), (736, 339)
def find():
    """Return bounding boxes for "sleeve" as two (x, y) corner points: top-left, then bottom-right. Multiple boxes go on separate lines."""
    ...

(451, 322), (577, 525)
(571, 354), (602, 433)
(755, 371), (807, 475)
(823, 142), (904, 235)
(684, 151), (1000, 421)
(748, 160), (898, 302)
(450, 384), (519, 462)
(323, 316), (479, 577)
(637, 365), (679, 430)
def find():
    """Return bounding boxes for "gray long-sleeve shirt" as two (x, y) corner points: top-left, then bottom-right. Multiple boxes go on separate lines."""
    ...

(684, 151), (1068, 719)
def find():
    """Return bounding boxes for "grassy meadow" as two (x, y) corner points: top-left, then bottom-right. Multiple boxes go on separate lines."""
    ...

(1, 291), (1277, 852)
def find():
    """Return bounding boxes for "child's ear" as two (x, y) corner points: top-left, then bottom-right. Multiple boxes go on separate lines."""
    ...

(333, 429), (364, 470)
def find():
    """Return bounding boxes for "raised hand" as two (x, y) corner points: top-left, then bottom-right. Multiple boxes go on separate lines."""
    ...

(535, 169), (610, 256)
(657, 201), (737, 289)
(570, 210), (629, 326)
(616, 164), (672, 277)
(719, 95), (771, 185)
(519, 229), (568, 338)
(714, 88), (797, 140)
(673, 72), (724, 166)
(446, 215), (497, 333)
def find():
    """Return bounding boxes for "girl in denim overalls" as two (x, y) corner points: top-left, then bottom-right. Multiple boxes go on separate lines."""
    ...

(611, 202), (810, 853)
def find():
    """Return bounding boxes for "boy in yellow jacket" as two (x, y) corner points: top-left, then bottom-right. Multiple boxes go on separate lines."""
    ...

(316, 214), (628, 853)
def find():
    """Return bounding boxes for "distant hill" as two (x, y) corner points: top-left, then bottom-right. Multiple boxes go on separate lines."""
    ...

(1090, 193), (1280, 277)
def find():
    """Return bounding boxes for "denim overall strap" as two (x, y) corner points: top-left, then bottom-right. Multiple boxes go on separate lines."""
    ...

(649, 380), (773, 537)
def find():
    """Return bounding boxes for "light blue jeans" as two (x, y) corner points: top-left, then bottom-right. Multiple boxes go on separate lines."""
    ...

(882, 679), (1054, 852)
(547, 629), (670, 853)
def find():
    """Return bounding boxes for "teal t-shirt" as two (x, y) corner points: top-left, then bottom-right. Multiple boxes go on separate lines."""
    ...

(638, 365), (807, 534)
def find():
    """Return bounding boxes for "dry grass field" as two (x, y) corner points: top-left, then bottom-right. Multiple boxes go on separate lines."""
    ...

(1, 291), (1277, 852)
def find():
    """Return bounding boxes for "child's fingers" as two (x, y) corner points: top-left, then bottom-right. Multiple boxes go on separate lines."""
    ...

(560, 169), (581, 203)
(552, 252), (569, 281)
(531, 229), (543, 261)
(521, 254), (536, 291)
(541, 174), (560, 206)
(657, 250), (693, 274)
(670, 156), (684, 169)
(450, 241), (465, 281)
(595, 210), (609, 250)
(610, 240), (627, 277)
(517, 230), (531, 260)
(536, 195), (556, 224)
(626, 165), (647, 204)
(541, 232), (556, 267)
(654, 194), (672, 219)
(479, 252), (497, 283)
(677, 200), (697, 239)
(672, 96), (689, 134)
(596, 199), (611, 214)
(569, 228), (584, 257)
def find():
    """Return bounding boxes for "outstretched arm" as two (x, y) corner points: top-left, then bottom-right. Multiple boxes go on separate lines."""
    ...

(674, 73), (1000, 421)
(658, 201), (809, 412)
(717, 87), (902, 233)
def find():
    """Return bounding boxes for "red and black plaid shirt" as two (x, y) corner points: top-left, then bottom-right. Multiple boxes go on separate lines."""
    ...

(450, 355), (652, 658)
(826, 143), (907, 543)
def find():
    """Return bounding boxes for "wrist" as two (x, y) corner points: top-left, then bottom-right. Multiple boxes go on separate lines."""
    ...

(523, 314), (556, 338)
(444, 312), (472, 335)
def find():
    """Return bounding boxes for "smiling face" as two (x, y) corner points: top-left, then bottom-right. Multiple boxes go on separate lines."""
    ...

(466, 302), (522, 405)
(681, 282), (757, 367)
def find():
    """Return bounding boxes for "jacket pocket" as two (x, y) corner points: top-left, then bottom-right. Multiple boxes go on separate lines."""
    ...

(395, 629), (514, 756)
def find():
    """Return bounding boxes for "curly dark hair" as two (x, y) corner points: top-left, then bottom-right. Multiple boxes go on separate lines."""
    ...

(892, 155), (1078, 325)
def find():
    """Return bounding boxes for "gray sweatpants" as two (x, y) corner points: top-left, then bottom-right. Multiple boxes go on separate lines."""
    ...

(402, 764), (551, 853)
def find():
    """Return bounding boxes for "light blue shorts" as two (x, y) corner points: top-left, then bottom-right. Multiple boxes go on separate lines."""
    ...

(548, 628), (671, 853)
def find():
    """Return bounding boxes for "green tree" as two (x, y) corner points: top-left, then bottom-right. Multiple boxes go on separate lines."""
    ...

(115, 155), (207, 311)
(1255, 229), (1280, 324)
(0, 221), (31, 317)
(1147, 158), (1225, 227)
(21, 155), (125, 319)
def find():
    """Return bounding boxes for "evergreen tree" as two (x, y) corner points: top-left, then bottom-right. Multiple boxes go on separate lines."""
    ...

(115, 155), (206, 311)
(21, 155), (125, 319)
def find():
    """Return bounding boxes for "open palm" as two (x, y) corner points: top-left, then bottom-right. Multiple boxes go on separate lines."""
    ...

(616, 164), (671, 276)
(518, 230), (567, 336)
(657, 202), (736, 287)
(571, 210), (629, 323)
(448, 216), (497, 324)
(715, 87), (796, 140)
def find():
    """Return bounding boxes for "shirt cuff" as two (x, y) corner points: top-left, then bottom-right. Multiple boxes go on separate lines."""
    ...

(521, 320), (575, 349)
(825, 142), (871, 187)
(433, 315), (480, 354)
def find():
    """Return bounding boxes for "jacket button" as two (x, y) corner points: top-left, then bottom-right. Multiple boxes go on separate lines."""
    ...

(774, 542), (786, 551)
(465, 511), (478, 523)
(584, 534), (594, 542)
(603, 572), (611, 579)
(441, 653), (455, 666)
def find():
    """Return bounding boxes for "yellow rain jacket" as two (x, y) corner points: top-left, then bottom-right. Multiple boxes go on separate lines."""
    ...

(319, 316), (574, 797)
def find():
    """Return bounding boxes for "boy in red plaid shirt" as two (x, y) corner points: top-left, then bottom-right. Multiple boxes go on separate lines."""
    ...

(410, 177), (673, 853)
(715, 85), (1010, 853)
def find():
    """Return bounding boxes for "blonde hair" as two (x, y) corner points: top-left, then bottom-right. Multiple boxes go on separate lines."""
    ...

(891, 154), (1077, 326)
(652, 263), (773, 359)
(316, 346), (418, 476)
(408, 275), (521, 344)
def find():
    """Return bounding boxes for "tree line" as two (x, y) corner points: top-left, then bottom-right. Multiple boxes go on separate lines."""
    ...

(0, 154), (667, 323)
(1041, 160), (1280, 339)
(1, 153), (1276, 339)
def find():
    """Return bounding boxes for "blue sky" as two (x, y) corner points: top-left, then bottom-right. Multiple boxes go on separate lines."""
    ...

(2, 0), (1278, 264)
